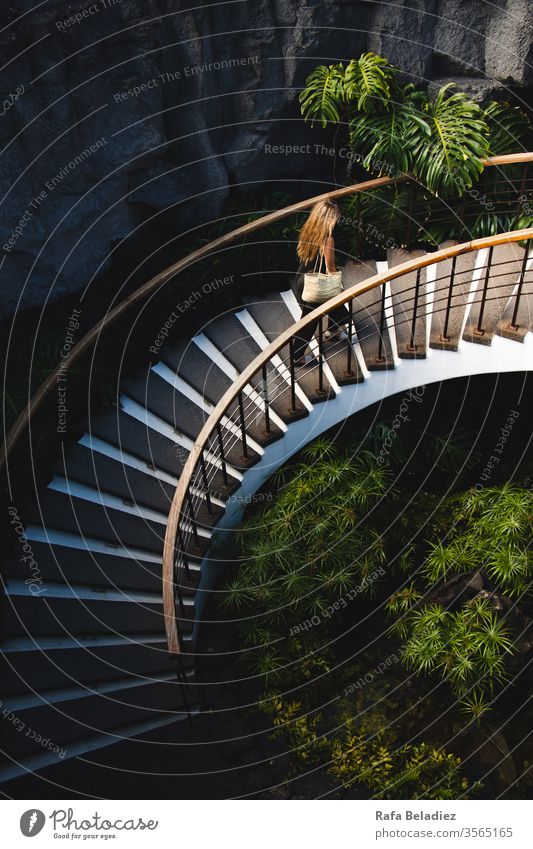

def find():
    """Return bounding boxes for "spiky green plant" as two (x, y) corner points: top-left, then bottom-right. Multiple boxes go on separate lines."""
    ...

(222, 439), (391, 682)
(400, 599), (515, 705)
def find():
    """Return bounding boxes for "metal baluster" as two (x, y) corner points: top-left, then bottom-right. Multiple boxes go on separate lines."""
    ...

(346, 298), (354, 376)
(173, 559), (186, 617)
(177, 526), (191, 580)
(441, 255), (456, 341)
(237, 391), (248, 459)
(510, 239), (531, 330)
(199, 451), (213, 515)
(376, 283), (387, 362)
(289, 338), (297, 412)
(215, 423), (229, 487)
(185, 488), (200, 548)
(262, 364), (271, 433)
(408, 268), (422, 352)
(475, 246), (494, 336)
(318, 316), (325, 394)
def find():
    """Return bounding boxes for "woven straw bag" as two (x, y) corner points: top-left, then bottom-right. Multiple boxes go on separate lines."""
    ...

(302, 249), (343, 305)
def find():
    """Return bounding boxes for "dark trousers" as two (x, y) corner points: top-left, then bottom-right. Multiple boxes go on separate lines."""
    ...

(292, 301), (350, 362)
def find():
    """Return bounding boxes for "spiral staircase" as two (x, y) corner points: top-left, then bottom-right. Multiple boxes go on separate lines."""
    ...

(1, 192), (533, 786)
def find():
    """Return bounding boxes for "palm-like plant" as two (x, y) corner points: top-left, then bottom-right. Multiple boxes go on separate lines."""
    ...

(349, 84), (428, 176)
(301, 53), (530, 204)
(299, 62), (349, 127)
(483, 101), (531, 156)
(401, 601), (515, 706)
(410, 84), (489, 196)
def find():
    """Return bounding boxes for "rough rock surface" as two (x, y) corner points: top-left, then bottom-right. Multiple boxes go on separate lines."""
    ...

(1, 0), (532, 321)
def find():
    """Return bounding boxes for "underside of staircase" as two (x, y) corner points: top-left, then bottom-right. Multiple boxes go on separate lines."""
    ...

(1, 242), (533, 785)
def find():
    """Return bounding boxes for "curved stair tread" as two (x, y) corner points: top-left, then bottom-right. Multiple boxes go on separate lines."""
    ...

(342, 260), (395, 369)
(0, 640), (193, 696)
(88, 405), (239, 495)
(122, 367), (261, 470)
(387, 248), (428, 358)
(463, 243), (526, 345)
(1, 542), (166, 593)
(497, 250), (533, 341)
(429, 246), (479, 351)
(54, 443), (181, 515)
(244, 292), (347, 400)
(0, 709), (198, 785)
(203, 311), (311, 419)
(1, 680), (196, 762)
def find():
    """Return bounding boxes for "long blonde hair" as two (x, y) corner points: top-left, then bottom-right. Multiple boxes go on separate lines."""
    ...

(297, 199), (340, 264)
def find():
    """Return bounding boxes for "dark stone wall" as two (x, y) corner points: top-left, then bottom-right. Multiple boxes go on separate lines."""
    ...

(1, 0), (532, 321)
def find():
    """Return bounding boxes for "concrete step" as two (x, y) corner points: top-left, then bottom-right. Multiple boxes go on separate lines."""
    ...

(342, 260), (395, 369)
(1, 679), (196, 763)
(387, 248), (428, 358)
(89, 405), (240, 497)
(0, 638), (193, 696)
(122, 366), (261, 471)
(429, 246), (480, 351)
(463, 243), (525, 345)
(496, 248), (533, 342)
(1, 582), (194, 638)
(243, 292), (341, 403)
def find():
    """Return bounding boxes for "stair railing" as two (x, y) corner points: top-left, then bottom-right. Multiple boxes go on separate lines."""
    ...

(164, 227), (533, 655)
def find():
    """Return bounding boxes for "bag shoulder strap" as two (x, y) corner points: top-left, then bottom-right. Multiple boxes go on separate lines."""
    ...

(313, 243), (327, 274)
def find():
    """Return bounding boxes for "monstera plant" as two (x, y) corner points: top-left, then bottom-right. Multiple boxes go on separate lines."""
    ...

(300, 53), (530, 197)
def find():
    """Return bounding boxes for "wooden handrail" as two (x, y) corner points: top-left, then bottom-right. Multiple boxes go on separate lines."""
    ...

(162, 226), (533, 654)
(2, 152), (532, 470)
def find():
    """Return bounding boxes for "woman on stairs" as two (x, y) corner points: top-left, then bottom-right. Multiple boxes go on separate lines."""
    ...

(292, 198), (349, 364)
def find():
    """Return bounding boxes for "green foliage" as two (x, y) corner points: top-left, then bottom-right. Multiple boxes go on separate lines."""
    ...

(484, 101), (531, 156)
(299, 54), (395, 128)
(410, 84), (489, 197)
(423, 485), (533, 596)
(223, 439), (390, 682)
(384, 485), (531, 716)
(301, 53), (532, 249)
(345, 53), (396, 113)
(299, 63), (348, 127)
(349, 84), (429, 177)
(330, 734), (472, 800)
(401, 599), (514, 706)
(262, 678), (480, 799)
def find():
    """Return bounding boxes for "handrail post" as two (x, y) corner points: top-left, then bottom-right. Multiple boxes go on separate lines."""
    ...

(262, 364), (271, 434)
(289, 338), (297, 412)
(177, 527), (191, 580)
(408, 268), (422, 351)
(346, 298), (354, 376)
(199, 452), (213, 515)
(237, 391), (248, 459)
(186, 488), (200, 548)
(376, 282), (387, 362)
(318, 316), (325, 394)
(175, 655), (194, 726)
(441, 255), (456, 341)
(475, 246), (494, 336)
(510, 238), (531, 330)
(215, 422), (229, 487)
